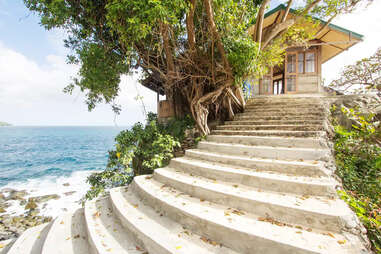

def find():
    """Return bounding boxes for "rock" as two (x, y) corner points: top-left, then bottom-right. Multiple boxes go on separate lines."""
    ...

(29, 194), (60, 204)
(63, 183), (70, 187)
(25, 200), (37, 210)
(7, 190), (28, 201)
(63, 191), (76, 196)
(0, 193), (5, 202)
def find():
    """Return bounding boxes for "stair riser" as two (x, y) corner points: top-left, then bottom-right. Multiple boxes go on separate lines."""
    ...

(131, 180), (314, 254)
(169, 159), (334, 196)
(197, 142), (330, 161)
(225, 120), (324, 126)
(153, 172), (344, 233)
(110, 190), (171, 254)
(234, 116), (324, 121)
(211, 130), (322, 138)
(217, 125), (324, 131)
(237, 112), (325, 118)
(206, 135), (326, 149)
(185, 150), (328, 177)
(244, 109), (324, 114)
(246, 104), (323, 109)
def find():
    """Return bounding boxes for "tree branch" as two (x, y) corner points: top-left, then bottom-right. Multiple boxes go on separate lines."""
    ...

(203, 0), (232, 78)
(281, 0), (293, 23)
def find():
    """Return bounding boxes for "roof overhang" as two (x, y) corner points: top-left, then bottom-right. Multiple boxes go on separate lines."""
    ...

(249, 4), (363, 63)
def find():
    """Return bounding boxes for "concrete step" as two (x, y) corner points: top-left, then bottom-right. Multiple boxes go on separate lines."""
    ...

(211, 129), (324, 137)
(7, 223), (51, 254)
(233, 115), (324, 121)
(243, 108), (324, 114)
(133, 175), (365, 254)
(84, 197), (144, 254)
(206, 135), (327, 149)
(169, 157), (336, 196)
(110, 187), (238, 254)
(236, 111), (325, 118)
(0, 239), (15, 254)
(197, 141), (330, 161)
(153, 167), (357, 233)
(225, 119), (324, 126)
(185, 149), (329, 177)
(217, 124), (324, 131)
(246, 103), (323, 109)
(41, 209), (90, 254)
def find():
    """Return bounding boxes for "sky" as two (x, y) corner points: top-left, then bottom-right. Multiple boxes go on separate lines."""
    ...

(0, 1), (380, 126)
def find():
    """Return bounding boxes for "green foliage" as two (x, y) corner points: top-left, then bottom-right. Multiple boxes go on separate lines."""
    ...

(333, 106), (381, 252)
(84, 113), (194, 201)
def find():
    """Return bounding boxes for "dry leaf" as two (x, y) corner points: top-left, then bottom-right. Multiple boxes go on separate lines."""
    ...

(60, 221), (64, 224)
(337, 240), (346, 245)
(93, 212), (101, 218)
(176, 246), (182, 250)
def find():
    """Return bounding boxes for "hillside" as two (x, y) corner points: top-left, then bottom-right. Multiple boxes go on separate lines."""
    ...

(0, 121), (11, 126)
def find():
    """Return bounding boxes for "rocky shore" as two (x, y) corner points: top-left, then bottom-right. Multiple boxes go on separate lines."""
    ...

(0, 185), (77, 241)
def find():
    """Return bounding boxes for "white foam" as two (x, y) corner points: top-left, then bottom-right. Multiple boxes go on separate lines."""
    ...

(0, 170), (97, 218)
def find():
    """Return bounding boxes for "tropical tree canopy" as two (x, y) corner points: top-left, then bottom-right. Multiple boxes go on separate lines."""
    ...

(24, 0), (373, 134)
(330, 47), (381, 93)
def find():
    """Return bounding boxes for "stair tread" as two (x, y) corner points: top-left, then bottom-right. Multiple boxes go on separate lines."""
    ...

(187, 148), (324, 166)
(208, 134), (321, 141)
(41, 209), (90, 254)
(155, 167), (349, 217)
(7, 223), (51, 254)
(110, 187), (238, 254)
(84, 197), (144, 254)
(199, 141), (329, 152)
(134, 175), (362, 254)
(172, 156), (332, 185)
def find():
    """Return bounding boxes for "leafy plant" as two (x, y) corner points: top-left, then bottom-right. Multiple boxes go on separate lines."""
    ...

(84, 113), (194, 201)
(333, 106), (381, 252)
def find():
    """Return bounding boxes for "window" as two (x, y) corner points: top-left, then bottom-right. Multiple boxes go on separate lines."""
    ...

(287, 75), (296, 92)
(305, 52), (316, 73)
(298, 53), (304, 73)
(262, 77), (271, 94)
(287, 54), (296, 73)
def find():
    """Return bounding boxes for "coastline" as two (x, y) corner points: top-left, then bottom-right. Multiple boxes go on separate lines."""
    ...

(0, 170), (96, 241)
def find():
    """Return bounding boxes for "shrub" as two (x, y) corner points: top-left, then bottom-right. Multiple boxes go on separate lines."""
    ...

(84, 113), (194, 201)
(332, 105), (381, 253)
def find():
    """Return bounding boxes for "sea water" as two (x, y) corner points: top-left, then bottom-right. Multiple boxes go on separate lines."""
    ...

(0, 126), (126, 217)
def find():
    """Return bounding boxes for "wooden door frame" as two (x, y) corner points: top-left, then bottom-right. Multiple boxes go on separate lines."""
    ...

(285, 52), (298, 94)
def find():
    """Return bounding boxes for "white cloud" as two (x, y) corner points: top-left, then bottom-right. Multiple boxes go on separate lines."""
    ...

(0, 41), (158, 126)
(322, 1), (381, 85)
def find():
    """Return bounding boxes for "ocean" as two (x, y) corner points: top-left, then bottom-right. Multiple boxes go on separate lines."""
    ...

(0, 126), (126, 217)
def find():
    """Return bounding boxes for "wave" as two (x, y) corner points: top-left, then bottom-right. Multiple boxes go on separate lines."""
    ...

(0, 170), (97, 218)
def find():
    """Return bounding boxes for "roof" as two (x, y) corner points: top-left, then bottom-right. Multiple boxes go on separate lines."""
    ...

(249, 4), (364, 63)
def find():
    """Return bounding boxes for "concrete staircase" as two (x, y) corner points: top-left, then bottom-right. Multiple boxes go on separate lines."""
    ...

(1, 95), (370, 254)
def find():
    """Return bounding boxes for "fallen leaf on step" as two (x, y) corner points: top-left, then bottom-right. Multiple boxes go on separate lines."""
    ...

(233, 184), (239, 188)
(183, 230), (190, 236)
(296, 231), (302, 234)
(145, 176), (152, 179)
(106, 248), (112, 252)
(323, 232), (335, 238)
(93, 212), (101, 218)
(0, 244), (4, 249)
(337, 240), (346, 245)
(232, 209), (245, 216)
(133, 204), (139, 208)
(176, 246), (182, 250)
(306, 228), (312, 232)
(224, 211), (230, 216)
(74, 234), (80, 239)
(60, 221), (64, 224)
(66, 237), (71, 240)
(136, 246), (143, 251)
(258, 217), (266, 222)
(200, 199), (205, 202)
